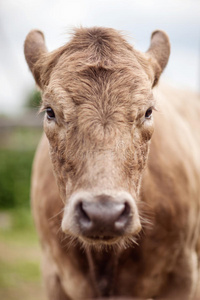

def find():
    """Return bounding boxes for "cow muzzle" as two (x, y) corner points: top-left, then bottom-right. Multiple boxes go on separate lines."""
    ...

(62, 191), (141, 244)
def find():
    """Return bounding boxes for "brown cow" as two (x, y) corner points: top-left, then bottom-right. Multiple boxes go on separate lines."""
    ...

(24, 27), (200, 300)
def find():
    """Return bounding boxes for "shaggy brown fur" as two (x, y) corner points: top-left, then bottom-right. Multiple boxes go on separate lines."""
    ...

(24, 27), (200, 300)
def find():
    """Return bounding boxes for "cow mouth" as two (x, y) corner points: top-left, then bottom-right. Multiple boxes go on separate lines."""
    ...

(81, 235), (120, 245)
(88, 235), (114, 241)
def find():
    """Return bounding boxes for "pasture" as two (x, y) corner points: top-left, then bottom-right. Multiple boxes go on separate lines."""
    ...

(0, 125), (45, 300)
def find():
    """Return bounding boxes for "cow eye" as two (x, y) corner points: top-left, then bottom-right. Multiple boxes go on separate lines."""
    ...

(46, 107), (55, 120)
(145, 108), (153, 119)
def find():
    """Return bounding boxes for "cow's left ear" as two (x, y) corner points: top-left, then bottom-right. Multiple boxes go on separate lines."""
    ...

(146, 30), (170, 87)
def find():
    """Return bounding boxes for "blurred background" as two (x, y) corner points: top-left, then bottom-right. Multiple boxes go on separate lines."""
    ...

(0, 0), (200, 299)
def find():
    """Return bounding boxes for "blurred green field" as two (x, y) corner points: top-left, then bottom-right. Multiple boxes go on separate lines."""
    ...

(0, 125), (46, 300)
(0, 209), (45, 300)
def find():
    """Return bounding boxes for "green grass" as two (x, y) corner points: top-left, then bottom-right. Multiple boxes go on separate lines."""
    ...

(0, 209), (45, 300)
(0, 127), (45, 299)
(0, 260), (40, 288)
(0, 127), (42, 209)
(0, 208), (38, 245)
(0, 149), (35, 208)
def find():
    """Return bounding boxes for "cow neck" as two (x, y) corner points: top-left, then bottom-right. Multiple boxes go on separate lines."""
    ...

(86, 247), (120, 297)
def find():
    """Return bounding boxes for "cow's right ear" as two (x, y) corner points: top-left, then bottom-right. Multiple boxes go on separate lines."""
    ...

(24, 30), (48, 89)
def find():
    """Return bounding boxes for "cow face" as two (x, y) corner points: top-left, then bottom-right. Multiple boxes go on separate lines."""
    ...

(24, 27), (170, 247)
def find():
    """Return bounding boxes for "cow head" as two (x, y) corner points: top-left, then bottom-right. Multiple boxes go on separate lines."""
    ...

(24, 27), (170, 248)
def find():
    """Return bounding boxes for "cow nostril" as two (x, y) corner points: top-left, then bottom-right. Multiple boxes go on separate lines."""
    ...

(121, 202), (131, 218)
(115, 202), (131, 229)
(77, 202), (91, 223)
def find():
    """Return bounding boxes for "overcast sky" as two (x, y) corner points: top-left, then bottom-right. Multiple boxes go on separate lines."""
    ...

(0, 0), (200, 115)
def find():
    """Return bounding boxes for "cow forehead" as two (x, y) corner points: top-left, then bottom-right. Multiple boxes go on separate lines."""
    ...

(43, 27), (153, 119)
(48, 26), (151, 100)
(48, 55), (152, 106)
(44, 64), (153, 129)
(45, 68), (152, 123)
